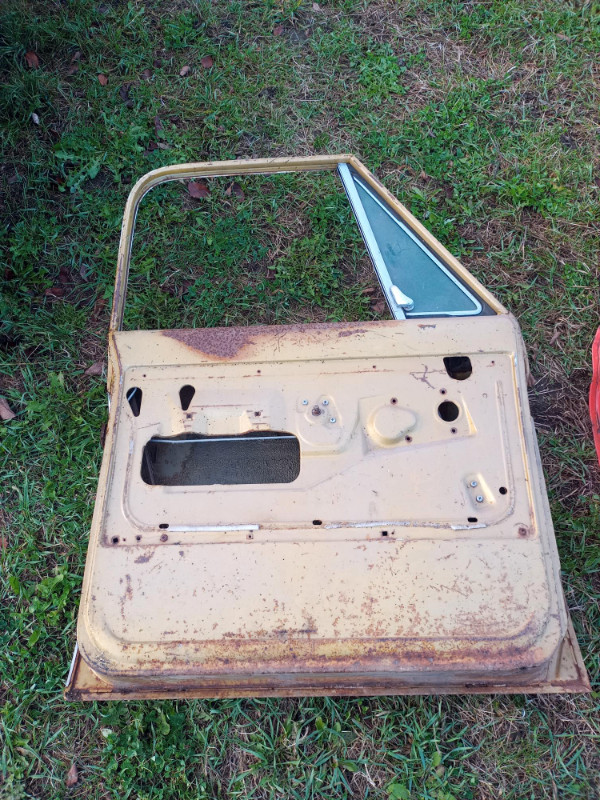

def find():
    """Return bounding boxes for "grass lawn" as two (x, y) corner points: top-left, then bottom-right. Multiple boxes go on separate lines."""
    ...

(1, 0), (599, 797)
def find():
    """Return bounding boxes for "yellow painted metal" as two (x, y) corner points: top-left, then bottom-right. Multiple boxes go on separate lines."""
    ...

(68, 157), (589, 699)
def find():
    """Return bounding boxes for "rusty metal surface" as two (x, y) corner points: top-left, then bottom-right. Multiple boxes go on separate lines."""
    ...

(67, 617), (590, 700)
(71, 156), (589, 698)
(76, 314), (582, 692)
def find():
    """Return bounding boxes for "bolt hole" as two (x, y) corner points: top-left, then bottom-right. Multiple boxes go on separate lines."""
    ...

(450, 427), (457, 434)
(254, 410), (261, 417)
(135, 535), (141, 541)
(179, 384), (195, 411)
(381, 530), (388, 537)
(312, 519), (322, 526)
(390, 397), (398, 405)
(159, 523), (169, 530)
(468, 517), (478, 523)
(405, 435), (412, 442)
(160, 533), (168, 542)
(499, 486), (507, 495)
(438, 400), (460, 422)
(111, 536), (119, 545)
(440, 388), (447, 395)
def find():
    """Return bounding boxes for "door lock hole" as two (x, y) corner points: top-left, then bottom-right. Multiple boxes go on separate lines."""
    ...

(127, 387), (143, 417)
(179, 385), (195, 411)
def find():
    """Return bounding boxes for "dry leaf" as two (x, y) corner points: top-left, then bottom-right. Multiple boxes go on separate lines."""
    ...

(31, 112), (40, 125)
(556, 32), (570, 41)
(0, 397), (16, 421)
(25, 51), (39, 69)
(98, 73), (108, 85)
(549, 329), (562, 346)
(188, 180), (210, 199)
(362, 287), (376, 295)
(66, 763), (78, 788)
(225, 182), (244, 200)
(140, 68), (152, 79)
(154, 115), (163, 133)
(527, 371), (536, 388)
(84, 362), (104, 376)
(372, 300), (386, 314)
(92, 296), (107, 319)
(179, 65), (191, 76)
(273, 24), (284, 35)
(45, 286), (64, 298)
(72, 51), (82, 62)
(200, 55), (214, 68)
(156, 142), (170, 150)
(312, 2), (321, 9)
(80, 263), (89, 281)
(67, 62), (78, 76)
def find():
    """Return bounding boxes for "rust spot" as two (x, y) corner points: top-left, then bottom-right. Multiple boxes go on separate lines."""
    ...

(164, 327), (255, 359)
(134, 551), (155, 564)
(162, 321), (392, 360)
(338, 328), (369, 338)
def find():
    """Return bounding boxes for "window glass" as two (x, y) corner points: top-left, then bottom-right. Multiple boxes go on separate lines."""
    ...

(342, 166), (482, 318)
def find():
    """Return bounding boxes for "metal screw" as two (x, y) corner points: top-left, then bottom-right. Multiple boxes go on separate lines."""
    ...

(476, 495), (484, 503)
(470, 480), (478, 488)
(311, 406), (322, 417)
(329, 417), (336, 424)
(302, 399), (308, 405)
(322, 399), (329, 406)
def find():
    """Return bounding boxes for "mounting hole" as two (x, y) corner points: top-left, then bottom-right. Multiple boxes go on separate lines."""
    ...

(179, 385), (195, 411)
(499, 486), (507, 495)
(440, 388), (447, 395)
(254, 411), (261, 417)
(450, 427), (457, 434)
(443, 356), (472, 381)
(135, 535), (141, 541)
(111, 536), (119, 545)
(381, 530), (388, 537)
(127, 387), (142, 417)
(390, 397), (398, 405)
(159, 523), (169, 530)
(438, 401), (460, 422)
(312, 519), (322, 526)
(405, 435), (412, 442)
(160, 533), (168, 542)
(468, 517), (478, 523)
